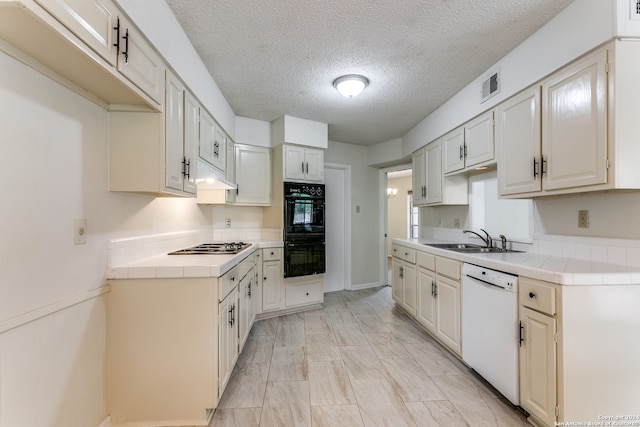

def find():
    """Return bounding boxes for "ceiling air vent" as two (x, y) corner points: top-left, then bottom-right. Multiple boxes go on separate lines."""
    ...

(481, 69), (500, 103)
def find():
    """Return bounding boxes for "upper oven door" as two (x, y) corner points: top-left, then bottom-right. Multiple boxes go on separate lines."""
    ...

(285, 198), (325, 235)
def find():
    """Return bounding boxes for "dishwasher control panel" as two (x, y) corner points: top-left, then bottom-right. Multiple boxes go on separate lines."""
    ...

(462, 263), (517, 291)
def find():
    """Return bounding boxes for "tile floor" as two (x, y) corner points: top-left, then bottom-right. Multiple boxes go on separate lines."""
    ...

(211, 286), (530, 427)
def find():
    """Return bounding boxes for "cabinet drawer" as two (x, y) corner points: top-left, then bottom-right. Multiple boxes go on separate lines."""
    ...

(285, 282), (323, 307)
(392, 244), (416, 264)
(417, 251), (435, 271)
(436, 256), (460, 280)
(263, 247), (282, 261)
(219, 266), (239, 301)
(519, 278), (556, 315)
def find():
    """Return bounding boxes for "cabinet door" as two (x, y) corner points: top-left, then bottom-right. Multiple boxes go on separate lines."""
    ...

(519, 306), (557, 426)
(239, 274), (252, 349)
(254, 253), (263, 315)
(262, 260), (282, 312)
(284, 145), (306, 181)
(211, 128), (227, 173)
(435, 275), (461, 354)
(464, 110), (494, 168)
(199, 109), (216, 167)
(417, 267), (437, 334)
(542, 48), (608, 191)
(442, 127), (465, 174)
(425, 141), (443, 204)
(402, 262), (417, 316)
(183, 91), (199, 194)
(116, 16), (164, 103)
(391, 258), (404, 305)
(235, 145), (271, 205)
(225, 138), (236, 203)
(165, 71), (185, 192)
(412, 147), (427, 206)
(218, 288), (238, 396)
(304, 148), (324, 182)
(35, 0), (118, 66)
(496, 86), (542, 196)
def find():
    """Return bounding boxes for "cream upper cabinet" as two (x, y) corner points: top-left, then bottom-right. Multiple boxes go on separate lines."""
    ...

(443, 111), (495, 175)
(541, 48), (607, 191)
(496, 86), (542, 196)
(165, 71), (196, 195)
(412, 147), (427, 206)
(283, 144), (323, 182)
(116, 14), (165, 104)
(199, 109), (226, 174)
(235, 144), (271, 206)
(34, 0), (119, 66)
(425, 140), (443, 204)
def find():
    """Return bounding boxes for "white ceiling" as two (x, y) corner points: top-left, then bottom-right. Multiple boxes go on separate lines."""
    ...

(165, 0), (575, 146)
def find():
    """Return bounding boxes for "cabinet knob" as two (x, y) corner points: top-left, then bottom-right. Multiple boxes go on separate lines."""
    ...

(306, 292), (309, 296)
(529, 292), (536, 299)
(271, 251), (274, 255)
(263, 277), (267, 281)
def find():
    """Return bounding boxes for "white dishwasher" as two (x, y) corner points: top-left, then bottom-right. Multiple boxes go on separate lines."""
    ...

(462, 263), (519, 405)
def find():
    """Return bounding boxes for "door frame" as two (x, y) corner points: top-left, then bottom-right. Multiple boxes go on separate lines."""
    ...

(378, 164), (412, 286)
(324, 162), (352, 290)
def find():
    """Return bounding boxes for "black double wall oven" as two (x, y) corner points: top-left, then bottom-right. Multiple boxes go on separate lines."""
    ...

(283, 182), (325, 278)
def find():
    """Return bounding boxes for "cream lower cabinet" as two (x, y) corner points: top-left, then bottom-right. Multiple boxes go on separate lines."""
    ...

(519, 277), (559, 427)
(433, 256), (461, 355)
(218, 285), (239, 397)
(391, 244), (417, 316)
(238, 267), (256, 349)
(416, 255), (437, 332)
(261, 248), (283, 312)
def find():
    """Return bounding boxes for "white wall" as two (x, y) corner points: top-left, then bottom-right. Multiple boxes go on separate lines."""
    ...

(235, 116), (271, 147)
(0, 51), (212, 427)
(325, 141), (381, 286)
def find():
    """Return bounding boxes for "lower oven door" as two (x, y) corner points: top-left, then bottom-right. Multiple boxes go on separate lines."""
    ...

(284, 239), (325, 278)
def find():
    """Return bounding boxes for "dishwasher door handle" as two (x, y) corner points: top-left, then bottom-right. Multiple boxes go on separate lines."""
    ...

(465, 274), (507, 290)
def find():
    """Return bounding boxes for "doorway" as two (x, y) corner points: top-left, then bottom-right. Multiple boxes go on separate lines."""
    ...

(324, 163), (351, 292)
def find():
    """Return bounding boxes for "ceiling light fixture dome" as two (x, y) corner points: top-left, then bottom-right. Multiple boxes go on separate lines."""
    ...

(333, 74), (369, 98)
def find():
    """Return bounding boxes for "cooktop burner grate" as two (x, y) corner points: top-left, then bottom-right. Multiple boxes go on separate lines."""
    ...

(168, 242), (250, 255)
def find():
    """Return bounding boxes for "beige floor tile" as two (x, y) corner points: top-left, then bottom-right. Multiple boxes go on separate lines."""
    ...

(346, 301), (377, 316)
(389, 320), (431, 345)
(404, 401), (469, 427)
(268, 347), (307, 382)
(304, 314), (333, 334)
(340, 345), (388, 381)
(350, 378), (417, 427)
(327, 308), (358, 325)
(311, 405), (364, 427)
(251, 317), (279, 336)
(237, 334), (274, 366)
(210, 408), (261, 427)
(355, 314), (391, 333)
(274, 323), (306, 347)
(306, 333), (341, 361)
(364, 332), (412, 360)
(381, 357), (446, 402)
(260, 381), (311, 427)
(403, 340), (466, 375)
(218, 363), (269, 409)
(308, 360), (356, 406)
(332, 323), (368, 346)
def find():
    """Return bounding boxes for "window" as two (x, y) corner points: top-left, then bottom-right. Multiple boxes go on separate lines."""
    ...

(408, 192), (419, 239)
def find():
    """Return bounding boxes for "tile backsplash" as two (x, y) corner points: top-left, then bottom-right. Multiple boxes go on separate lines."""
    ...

(107, 228), (283, 268)
(427, 227), (640, 268)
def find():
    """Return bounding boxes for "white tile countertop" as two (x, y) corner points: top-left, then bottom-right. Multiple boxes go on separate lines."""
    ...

(108, 241), (283, 280)
(394, 238), (640, 286)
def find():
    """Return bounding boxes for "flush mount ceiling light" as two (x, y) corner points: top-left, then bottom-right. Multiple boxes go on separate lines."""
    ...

(333, 74), (369, 98)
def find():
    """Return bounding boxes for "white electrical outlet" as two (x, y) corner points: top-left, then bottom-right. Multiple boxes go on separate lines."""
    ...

(225, 218), (231, 228)
(74, 218), (87, 244)
(631, 0), (640, 20)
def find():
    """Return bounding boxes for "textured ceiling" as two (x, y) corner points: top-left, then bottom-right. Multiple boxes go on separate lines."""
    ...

(165, 0), (575, 146)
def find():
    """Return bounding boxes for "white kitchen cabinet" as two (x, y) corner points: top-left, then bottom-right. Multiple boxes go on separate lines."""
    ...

(519, 277), (558, 427)
(496, 85), (542, 196)
(284, 278), (324, 308)
(234, 144), (271, 205)
(443, 111), (495, 175)
(434, 273), (461, 354)
(261, 249), (283, 312)
(391, 244), (417, 316)
(284, 144), (324, 182)
(218, 285), (239, 396)
(412, 140), (467, 207)
(239, 267), (255, 350)
(165, 71), (197, 194)
(417, 261), (437, 333)
(200, 109), (226, 174)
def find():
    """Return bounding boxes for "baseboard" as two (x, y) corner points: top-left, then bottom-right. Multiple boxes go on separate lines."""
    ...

(97, 416), (111, 427)
(350, 281), (385, 291)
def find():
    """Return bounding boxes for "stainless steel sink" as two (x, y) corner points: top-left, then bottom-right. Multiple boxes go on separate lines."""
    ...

(423, 243), (522, 253)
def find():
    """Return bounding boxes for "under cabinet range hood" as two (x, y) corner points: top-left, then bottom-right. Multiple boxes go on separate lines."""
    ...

(195, 159), (236, 190)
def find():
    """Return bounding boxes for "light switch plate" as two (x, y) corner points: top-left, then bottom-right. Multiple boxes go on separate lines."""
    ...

(578, 210), (589, 228)
(74, 218), (87, 244)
